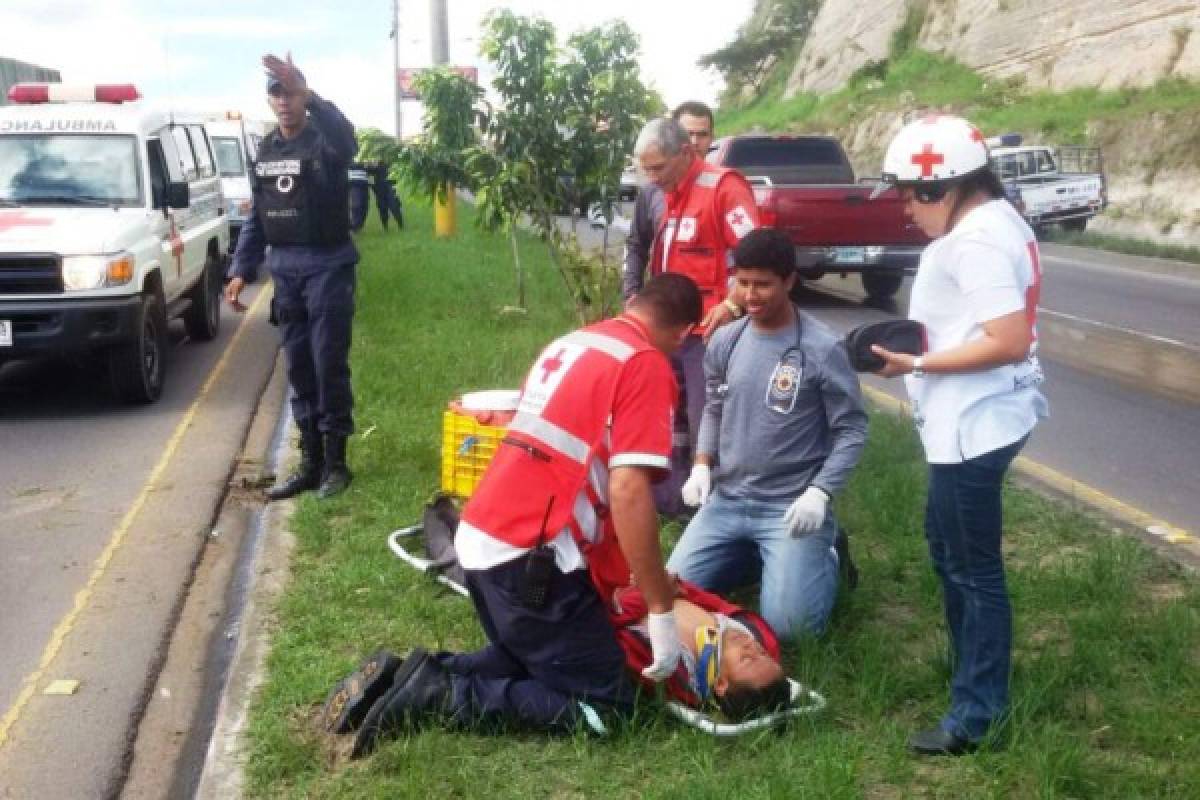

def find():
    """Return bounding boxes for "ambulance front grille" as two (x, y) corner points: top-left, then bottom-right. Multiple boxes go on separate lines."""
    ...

(0, 254), (62, 294)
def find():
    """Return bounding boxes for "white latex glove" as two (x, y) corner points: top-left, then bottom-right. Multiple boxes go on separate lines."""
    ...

(680, 464), (712, 508)
(783, 486), (829, 537)
(641, 610), (683, 681)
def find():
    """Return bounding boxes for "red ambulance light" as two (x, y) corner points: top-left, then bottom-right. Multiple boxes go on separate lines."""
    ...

(7, 84), (50, 103)
(93, 84), (141, 103)
(6, 83), (139, 104)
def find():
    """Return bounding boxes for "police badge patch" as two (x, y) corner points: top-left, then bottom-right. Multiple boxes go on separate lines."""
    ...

(765, 363), (801, 413)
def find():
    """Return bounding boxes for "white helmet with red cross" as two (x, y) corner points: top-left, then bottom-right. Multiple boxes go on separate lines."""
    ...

(880, 114), (989, 186)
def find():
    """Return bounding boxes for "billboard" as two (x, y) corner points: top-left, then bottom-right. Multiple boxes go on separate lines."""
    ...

(397, 66), (479, 100)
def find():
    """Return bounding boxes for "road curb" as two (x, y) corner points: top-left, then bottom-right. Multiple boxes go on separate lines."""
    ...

(1041, 241), (1200, 282)
(192, 357), (295, 800)
(1038, 310), (1200, 406)
(859, 385), (1199, 572)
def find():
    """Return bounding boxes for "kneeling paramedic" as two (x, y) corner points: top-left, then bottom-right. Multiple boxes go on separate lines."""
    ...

(347, 274), (704, 757)
(226, 54), (359, 500)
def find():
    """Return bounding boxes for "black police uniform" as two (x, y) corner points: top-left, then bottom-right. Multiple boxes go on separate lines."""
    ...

(229, 91), (359, 499)
(367, 162), (404, 230)
(348, 161), (370, 232)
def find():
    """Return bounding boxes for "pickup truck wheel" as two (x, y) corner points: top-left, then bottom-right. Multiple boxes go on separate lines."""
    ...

(861, 272), (903, 302)
(109, 291), (168, 404)
(183, 254), (222, 341)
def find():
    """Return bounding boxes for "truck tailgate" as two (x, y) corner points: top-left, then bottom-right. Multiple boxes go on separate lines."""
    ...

(755, 185), (925, 247)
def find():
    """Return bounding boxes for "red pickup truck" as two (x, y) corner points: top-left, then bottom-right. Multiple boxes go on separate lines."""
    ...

(708, 134), (928, 301)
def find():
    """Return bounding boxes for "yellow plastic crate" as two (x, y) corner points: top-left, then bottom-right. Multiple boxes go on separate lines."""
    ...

(440, 409), (506, 498)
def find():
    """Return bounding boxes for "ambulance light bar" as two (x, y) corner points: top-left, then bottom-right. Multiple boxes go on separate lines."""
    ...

(7, 83), (141, 105)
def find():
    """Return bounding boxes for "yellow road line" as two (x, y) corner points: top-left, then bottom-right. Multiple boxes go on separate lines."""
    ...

(860, 384), (1195, 545)
(0, 287), (271, 748)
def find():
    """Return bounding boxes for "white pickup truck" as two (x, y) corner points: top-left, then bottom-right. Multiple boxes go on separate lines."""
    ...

(990, 143), (1107, 233)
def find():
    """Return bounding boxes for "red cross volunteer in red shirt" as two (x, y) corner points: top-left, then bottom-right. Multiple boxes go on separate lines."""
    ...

(346, 274), (706, 757)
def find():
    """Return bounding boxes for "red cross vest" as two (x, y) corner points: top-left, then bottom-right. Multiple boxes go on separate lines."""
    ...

(460, 315), (670, 595)
(650, 159), (756, 327)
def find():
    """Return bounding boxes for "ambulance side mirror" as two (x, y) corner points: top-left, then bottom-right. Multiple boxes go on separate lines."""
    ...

(167, 181), (190, 209)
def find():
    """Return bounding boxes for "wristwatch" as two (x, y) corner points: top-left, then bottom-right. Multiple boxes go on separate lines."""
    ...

(911, 356), (926, 378)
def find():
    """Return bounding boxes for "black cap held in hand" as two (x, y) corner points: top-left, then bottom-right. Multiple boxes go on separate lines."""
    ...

(842, 319), (927, 372)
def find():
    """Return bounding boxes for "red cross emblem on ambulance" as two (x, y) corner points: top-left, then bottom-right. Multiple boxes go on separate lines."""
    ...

(166, 217), (184, 274)
(0, 211), (53, 234)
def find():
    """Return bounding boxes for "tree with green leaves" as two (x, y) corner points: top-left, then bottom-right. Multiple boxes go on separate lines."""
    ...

(469, 11), (657, 321)
(391, 66), (483, 205)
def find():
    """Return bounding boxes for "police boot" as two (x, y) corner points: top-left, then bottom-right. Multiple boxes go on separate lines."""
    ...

(267, 424), (323, 501)
(351, 649), (451, 759)
(317, 433), (353, 499)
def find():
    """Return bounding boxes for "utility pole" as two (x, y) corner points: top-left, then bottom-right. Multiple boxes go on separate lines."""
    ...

(431, 0), (449, 65)
(430, 0), (454, 236)
(392, 0), (402, 138)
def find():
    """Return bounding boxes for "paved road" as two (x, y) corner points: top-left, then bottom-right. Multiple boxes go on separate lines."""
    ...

(582, 211), (1200, 534)
(0, 283), (277, 799)
(798, 277), (1200, 534)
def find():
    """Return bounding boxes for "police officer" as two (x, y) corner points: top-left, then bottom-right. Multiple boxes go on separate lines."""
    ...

(367, 161), (404, 230)
(225, 53), (359, 500)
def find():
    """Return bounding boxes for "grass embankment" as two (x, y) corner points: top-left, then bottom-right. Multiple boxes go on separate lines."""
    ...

(1042, 228), (1200, 266)
(244, 201), (1200, 798)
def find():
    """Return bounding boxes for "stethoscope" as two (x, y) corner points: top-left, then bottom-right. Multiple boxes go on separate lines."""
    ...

(716, 305), (807, 414)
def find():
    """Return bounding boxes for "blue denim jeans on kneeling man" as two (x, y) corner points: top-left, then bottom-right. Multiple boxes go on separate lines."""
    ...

(666, 489), (840, 640)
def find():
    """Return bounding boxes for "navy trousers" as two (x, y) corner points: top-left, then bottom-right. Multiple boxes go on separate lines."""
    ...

(439, 554), (633, 732)
(272, 261), (356, 436)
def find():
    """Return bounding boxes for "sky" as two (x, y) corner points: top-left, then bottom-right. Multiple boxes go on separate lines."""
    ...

(0, 0), (755, 135)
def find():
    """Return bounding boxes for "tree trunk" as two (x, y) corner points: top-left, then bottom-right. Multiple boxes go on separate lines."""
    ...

(510, 227), (525, 309)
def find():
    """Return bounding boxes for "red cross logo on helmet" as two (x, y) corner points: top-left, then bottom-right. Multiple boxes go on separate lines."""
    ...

(911, 143), (945, 178)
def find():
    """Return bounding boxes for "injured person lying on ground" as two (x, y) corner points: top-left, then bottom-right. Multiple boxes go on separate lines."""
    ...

(320, 577), (791, 758)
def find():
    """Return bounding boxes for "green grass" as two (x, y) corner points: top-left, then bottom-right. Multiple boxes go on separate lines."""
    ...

(1043, 227), (1200, 266)
(243, 200), (1200, 799)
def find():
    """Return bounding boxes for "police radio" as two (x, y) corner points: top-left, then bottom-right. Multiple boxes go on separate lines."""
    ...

(519, 497), (557, 610)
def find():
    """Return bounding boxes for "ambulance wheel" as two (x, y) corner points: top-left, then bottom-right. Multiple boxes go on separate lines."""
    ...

(861, 272), (903, 302)
(184, 254), (222, 341)
(109, 291), (168, 404)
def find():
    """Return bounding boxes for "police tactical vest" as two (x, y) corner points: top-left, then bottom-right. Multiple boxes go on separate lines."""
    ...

(253, 125), (350, 246)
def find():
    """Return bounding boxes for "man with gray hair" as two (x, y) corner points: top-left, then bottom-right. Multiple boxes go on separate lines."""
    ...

(628, 109), (759, 516)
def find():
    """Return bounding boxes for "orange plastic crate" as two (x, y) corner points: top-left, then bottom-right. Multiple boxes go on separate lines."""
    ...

(440, 409), (506, 498)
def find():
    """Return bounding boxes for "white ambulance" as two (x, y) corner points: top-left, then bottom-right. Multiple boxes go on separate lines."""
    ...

(0, 83), (229, 403)
(205, 111), (271, 253)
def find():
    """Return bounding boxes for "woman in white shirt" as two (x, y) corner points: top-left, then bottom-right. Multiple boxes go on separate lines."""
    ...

(871, 115), (1048, 756)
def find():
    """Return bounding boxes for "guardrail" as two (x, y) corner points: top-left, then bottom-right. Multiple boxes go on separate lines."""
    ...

(1038, 310), (1200, 406)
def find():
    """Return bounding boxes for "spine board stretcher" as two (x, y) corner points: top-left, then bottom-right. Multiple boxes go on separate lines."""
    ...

(387, 524), (827, 736)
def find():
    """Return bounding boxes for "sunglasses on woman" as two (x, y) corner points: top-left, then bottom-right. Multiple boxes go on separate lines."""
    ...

(902, 184), (951, 204)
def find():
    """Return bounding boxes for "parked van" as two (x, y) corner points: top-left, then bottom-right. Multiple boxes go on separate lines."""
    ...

(0, 83), (229, 403)
(205, 112), (270, 252)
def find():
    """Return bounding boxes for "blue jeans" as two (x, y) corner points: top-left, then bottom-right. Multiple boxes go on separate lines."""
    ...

(926, 436), (1026, 742)
(666, 490), (839, 640)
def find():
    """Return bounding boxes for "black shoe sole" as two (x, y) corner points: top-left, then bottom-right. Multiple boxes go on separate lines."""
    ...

(350, 649), (433, 759)
(321, 650), (402, 734)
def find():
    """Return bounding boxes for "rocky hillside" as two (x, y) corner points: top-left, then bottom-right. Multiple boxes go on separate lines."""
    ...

(788, 0), (1200, 95)
(724, 0), (1200, 244)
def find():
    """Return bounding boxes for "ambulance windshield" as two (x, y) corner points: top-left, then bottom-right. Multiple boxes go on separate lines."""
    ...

(0, 134), (141, 207)
(211, 136), (246, 178)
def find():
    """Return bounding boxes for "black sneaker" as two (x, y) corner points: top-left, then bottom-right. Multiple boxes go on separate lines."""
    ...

(834, 527), (859, 590)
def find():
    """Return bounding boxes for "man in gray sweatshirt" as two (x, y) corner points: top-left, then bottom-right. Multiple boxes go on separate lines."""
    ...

(666, 228), (867, 640)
